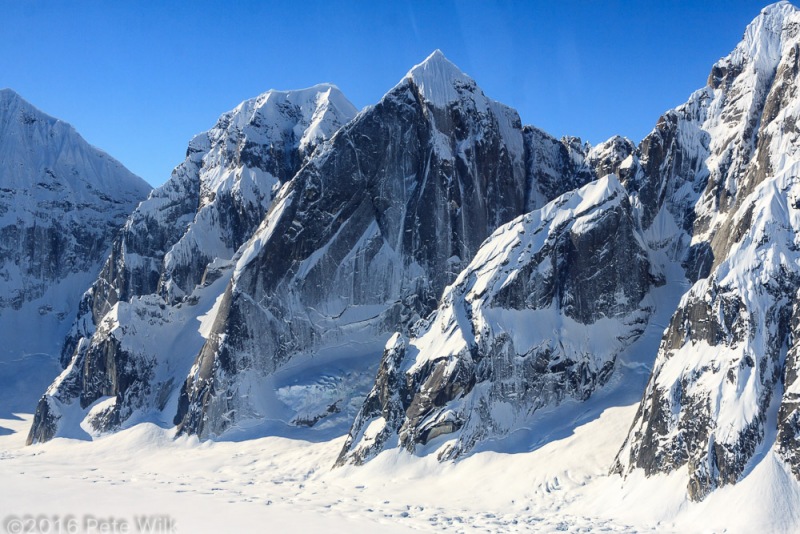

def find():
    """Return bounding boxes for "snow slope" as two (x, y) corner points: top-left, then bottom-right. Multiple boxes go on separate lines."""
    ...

(4, 387), (798, 533)
(0, 89), (151, 418)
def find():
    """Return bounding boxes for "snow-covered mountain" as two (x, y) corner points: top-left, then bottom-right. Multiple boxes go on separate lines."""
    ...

(172, 51), (605, 439)
(28, 51), (608, 444)
(20, 2), (800, 516)
(27, 85), (358, 443)
(613, 0), (800, 500)
(340, 1), (800, 506)
(0, 89), (151, 417)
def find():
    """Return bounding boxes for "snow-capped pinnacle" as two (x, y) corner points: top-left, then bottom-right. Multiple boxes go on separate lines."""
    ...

(217, 84), (357, 156)
(242, 83), (349, 113)
(760, 0), (796, 18)
(715, 1), (799, 77)
(0, 87), (21, 101)
(0, 88), (59, 127)
(405, 49), (476, 106)
(0, 88), (150, 200)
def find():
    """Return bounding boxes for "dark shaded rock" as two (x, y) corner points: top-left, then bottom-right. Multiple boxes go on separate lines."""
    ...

(175, 53), (601, 439)
(338, 176), (657, 464)
(26, 396), (59, 445)
(778, 289), (800, 479)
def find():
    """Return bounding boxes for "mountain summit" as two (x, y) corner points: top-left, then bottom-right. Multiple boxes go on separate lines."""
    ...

(404, 50), (475, 106)
(25, 84), (358, 444)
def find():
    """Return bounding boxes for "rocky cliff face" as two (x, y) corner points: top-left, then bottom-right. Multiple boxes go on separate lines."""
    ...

(0, 89), (150, 416)
(614, 1), (800, 500)
(173, 51), (601, 439)
(337, 176), (658, 465)
(27, 85), (357, 444)
(779, 290), (800, 480)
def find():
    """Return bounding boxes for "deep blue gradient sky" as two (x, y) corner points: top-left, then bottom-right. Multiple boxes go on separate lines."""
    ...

(0, 1), (774, 186)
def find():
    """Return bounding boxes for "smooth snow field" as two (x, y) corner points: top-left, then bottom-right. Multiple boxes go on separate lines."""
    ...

(2, 398), (797, 533)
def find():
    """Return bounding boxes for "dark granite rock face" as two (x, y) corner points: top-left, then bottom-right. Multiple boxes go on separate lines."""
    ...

(333, 333), (411, 466)
(524, 127), (596, 209)
(174, 53), (601, 439)
(337, 176), (657, 465)
(25, 396), (59, 445)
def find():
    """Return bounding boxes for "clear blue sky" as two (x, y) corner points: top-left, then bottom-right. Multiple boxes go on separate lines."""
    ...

(0, 0), (773, 186)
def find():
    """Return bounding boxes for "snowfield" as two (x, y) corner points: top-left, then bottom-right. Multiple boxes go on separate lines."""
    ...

(3, 399), (797, 533)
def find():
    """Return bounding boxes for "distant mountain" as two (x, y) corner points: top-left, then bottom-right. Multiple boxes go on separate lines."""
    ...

(0, 89), (151, 417)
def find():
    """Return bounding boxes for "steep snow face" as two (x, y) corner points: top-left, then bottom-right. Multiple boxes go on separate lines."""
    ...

(0, 89), (150, 310)
(405, 50), (475, 107)
(173, 52), (599, 440)
(27, 86), (356, 444)
(627, 1), (799, 281)
(0, 89), (150, 416)
(337, 176), (658, 465)
(615, 1), (800, 500)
